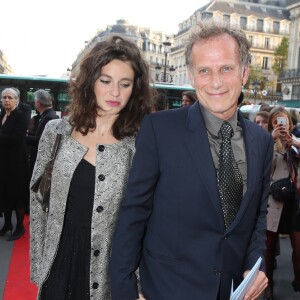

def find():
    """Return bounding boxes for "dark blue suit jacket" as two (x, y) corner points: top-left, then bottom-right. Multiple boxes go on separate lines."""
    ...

(110, 102), (273, 300)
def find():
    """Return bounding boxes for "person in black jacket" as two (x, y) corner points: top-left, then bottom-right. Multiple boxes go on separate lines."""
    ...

(1, 87), (31, 127)
(26, 89), (59, 177)
(0, 88), (29, 241)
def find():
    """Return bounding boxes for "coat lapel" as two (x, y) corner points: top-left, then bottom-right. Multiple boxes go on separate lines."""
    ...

(184, 105), (259, 230)
(184, 103), (223, 217)
(227, 112), (258, 230)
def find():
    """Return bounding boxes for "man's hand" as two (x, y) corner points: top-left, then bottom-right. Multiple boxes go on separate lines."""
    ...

(243, 270), (268, 299)
(136, 293), (147, 300)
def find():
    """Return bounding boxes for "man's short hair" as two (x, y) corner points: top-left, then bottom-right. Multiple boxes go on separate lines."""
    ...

(34, 89), (52, 107)
(185, 19), (251, 70)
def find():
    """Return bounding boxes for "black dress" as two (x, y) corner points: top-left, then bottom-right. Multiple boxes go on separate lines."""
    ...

(0, 109), (29, 212)
(278, 195), (300, 234)
(41, 159), (95, 300)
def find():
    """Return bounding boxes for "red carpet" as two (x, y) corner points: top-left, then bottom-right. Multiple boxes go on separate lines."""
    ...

(3, 215), (38, 300)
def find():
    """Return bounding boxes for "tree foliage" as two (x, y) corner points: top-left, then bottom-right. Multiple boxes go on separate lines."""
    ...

(245, 65), (264, 90)
(272, 36), (289, 75)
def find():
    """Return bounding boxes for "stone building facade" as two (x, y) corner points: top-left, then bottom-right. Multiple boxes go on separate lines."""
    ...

(278, 0), (300, 102)
(172, 0), (290, 98)
(0, 50), (13, 74)
(72, 0), (291, 100)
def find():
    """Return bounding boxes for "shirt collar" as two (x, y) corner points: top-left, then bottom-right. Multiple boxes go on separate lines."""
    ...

(199, 104), (239, 137)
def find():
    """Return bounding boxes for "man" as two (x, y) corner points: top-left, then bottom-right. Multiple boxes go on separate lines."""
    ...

(26, 89), (59, 177)
(110, 20), (273, 300)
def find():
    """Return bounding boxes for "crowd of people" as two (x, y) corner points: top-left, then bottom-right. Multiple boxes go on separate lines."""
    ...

(253, 105), (300, 299)
(0, 18), (300, 300)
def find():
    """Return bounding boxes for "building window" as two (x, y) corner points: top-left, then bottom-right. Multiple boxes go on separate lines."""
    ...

(248, 35), (253, 45)
(273, 21), (279, 34)
(265, 38), (270, 49)
(262, 57), (269, 70)
(257, 19), (263, 32)
(202, 12), (212, 20)
(223, 15), (230, 23)
(240, 17), (247, 29)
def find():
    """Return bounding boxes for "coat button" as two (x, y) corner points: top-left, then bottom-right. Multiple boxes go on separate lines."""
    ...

(94, 249), (100, 256)
(98, 145), (105, 152)
(98, 174), (105, 181)
(96, 206), (103, 212)
(92, 282), (99, 289)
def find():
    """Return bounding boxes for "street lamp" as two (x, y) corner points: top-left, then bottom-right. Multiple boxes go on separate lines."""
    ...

(155, 40), (176, 83)
(169, 65), (176, 83)
(162, 39), (171, 82)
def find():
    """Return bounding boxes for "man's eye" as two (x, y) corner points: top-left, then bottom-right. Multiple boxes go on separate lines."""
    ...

(223, 66), (232, 72)
(199, 69), (209, 74)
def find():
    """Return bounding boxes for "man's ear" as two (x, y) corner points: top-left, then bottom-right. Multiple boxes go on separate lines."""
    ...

(242, 64), (250, 86)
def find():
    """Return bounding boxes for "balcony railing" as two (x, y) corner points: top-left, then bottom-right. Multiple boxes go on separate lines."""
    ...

(250, 43), (277, 50)
(278, 69), (300, 80)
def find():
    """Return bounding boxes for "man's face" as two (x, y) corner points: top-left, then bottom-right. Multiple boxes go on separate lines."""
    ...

(188, 34), (249, 120)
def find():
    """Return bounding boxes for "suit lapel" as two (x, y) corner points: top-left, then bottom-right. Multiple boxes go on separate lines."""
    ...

(227, 112), (258, 230)
(184, 106), (259, 230)
(184, 103), (223, 217)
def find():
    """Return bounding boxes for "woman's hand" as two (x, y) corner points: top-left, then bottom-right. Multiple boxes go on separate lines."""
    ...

(272, 124), (290, 143)
(286, 135), (300, 150)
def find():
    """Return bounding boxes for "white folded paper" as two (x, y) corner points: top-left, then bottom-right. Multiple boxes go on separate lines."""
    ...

(230, 257), (262, 300)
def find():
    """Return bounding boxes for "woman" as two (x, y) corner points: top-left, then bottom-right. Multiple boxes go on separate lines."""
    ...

(30, 36), (153, 299)
(264, 106), (300, 299)
(254, 111), (269, 131)
(0, 88), (29, 241)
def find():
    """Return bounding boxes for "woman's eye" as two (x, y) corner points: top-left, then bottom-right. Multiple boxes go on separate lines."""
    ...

(120, 83), (130, 88)
(100, 79), (110, 84)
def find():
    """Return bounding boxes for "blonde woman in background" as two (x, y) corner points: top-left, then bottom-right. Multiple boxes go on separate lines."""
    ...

(264, 106), (300, 299)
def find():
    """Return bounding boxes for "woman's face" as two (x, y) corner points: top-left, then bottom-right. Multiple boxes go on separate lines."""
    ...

(94, 59), (135, 117)
(1, 90), (17, 113)
(271, 112), (290, 131)
(255, 115), (268, 130)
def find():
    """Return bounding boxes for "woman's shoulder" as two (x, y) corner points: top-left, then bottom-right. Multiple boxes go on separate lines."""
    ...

(44, 117), (72, 135)
(122, 135), (135, 150)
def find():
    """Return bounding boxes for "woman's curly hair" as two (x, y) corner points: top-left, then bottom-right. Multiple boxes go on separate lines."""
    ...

(68, 35), (153, 140)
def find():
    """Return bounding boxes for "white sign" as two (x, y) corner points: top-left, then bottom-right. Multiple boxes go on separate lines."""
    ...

(282, 84), (292, 101)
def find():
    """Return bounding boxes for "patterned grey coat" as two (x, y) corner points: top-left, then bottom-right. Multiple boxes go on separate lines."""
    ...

(30, 118), (135, 299)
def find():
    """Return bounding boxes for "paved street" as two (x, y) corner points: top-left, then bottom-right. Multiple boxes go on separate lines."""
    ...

(1, 215), (299, 299)
(266, 236), (299, 299)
